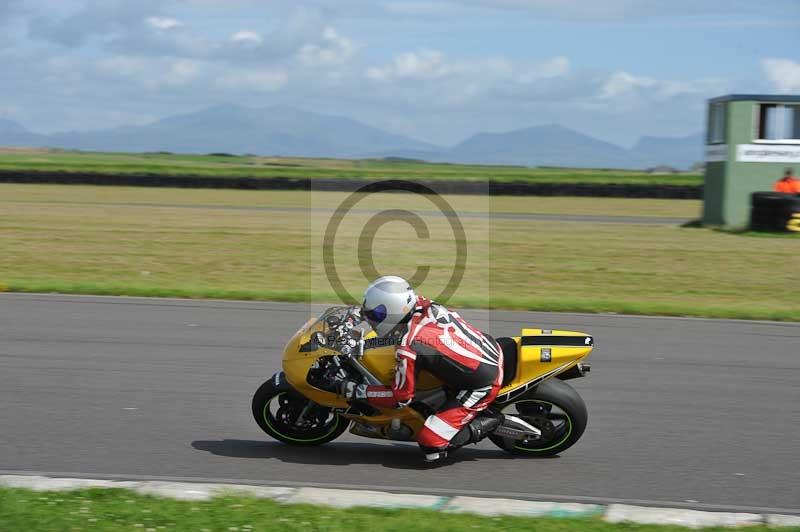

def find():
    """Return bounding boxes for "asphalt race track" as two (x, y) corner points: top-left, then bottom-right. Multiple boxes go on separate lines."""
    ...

(1, 293), (798, 513)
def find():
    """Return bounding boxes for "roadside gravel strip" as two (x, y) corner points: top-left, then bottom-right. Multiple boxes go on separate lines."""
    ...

(1, 199), (692, 225)
(2, 475), (797, 529)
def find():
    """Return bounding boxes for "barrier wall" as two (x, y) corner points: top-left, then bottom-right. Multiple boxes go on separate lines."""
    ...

(0, 170), (702, 199)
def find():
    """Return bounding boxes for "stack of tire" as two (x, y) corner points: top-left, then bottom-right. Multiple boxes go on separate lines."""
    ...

(751, 192), (800, 232)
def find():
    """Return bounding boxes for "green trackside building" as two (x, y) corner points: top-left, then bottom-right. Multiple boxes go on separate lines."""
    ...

(703, 94), (800, 227)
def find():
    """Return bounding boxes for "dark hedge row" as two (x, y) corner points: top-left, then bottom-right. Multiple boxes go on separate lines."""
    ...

(0, 170), (702, 199)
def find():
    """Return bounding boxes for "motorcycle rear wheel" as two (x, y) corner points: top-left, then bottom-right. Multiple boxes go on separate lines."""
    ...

(489, 379), (587, 456)
(252, 374), (349, 446)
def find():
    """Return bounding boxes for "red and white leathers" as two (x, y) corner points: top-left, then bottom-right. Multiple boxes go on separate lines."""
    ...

(363, 296), (503, 452)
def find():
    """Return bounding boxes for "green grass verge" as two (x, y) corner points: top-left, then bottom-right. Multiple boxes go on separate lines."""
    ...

(0, 148), (702, 185)
(1, 184), (796, 322)
(0, 487), (784, 532)
(4, 281), (800, 322)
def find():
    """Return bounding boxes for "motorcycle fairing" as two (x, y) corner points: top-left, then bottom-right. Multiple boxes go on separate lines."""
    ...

(498, 328), (593, 399)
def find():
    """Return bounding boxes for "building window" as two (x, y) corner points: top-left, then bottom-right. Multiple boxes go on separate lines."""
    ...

(757, 104), (800, 142)
(708, 102), (726, 144)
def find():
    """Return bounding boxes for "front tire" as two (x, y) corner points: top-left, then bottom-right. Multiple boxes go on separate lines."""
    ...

(252, 373), (348, 446)
(490, 379), (588, 456)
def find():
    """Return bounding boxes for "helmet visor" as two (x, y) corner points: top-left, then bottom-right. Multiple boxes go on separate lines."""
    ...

(363, 304), (387, 327)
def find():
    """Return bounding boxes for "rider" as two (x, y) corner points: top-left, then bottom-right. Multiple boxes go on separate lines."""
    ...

(338, 276), (504, 462)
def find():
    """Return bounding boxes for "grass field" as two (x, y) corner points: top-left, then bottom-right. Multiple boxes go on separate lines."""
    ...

(1, 184), (797, 321)
(0, 487), (789, 532)
(0, 148), (703, 185)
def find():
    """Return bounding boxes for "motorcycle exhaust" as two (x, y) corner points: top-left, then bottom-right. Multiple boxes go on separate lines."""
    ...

(493, 414), (542, 440)
(349, 422), (384, 439)
(557, 362), (591, 381)
(349, 419), (416, 441)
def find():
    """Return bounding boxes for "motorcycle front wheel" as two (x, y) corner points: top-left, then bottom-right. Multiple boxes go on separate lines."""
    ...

(252, 373), (349, 446)
(489, 379), (588, 456)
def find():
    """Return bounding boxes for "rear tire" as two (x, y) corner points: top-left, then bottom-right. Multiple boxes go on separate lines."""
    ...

(490, 379), (587, 456)
(252, 373), (348, 446)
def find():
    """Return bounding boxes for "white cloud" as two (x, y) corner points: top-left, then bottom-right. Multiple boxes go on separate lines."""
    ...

(359, 47), (727, 132)
(30, 1), (163, 46)
(215, 69), (289, 92)
(762, 58), (800, 93)
(516, 56), (570, 82)
(380, 1), (459, 16)
(230, 29), (262, 45)
(598, 71), (657, 98)
(0, 0), (26, 26)
(462, 0), (635, 18)
(363, 51), (577, 110)
(366, 50), (571, 85)
(366, 50), (453, 81)
(96, 55), (149, 77)
(446, 0), (793, 21)
(166, 59), (201, 85)
(596, 70), (725, 102)
(0, 104), (22, 120)
(95, 55), (201, 89)
(145, 16), (183, 30)
(3, 0), (753, 146)
(28, 2), (330, 64)
(296, 27), (357, 66)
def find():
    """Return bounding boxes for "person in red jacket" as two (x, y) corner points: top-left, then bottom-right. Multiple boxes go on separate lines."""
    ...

(774, 168), (800, 194)
(338, 276), (504, 462)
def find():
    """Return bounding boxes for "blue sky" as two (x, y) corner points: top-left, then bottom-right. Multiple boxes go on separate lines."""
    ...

(1, 0), (798, 147)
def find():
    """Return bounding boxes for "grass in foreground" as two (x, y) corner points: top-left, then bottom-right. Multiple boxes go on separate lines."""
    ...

(0, 148), (703, 185)
(0, 487), (785, 532)
(1, 184), (797, 321)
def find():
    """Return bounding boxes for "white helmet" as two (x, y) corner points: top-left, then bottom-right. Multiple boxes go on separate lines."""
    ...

(362, 276), (417, 337)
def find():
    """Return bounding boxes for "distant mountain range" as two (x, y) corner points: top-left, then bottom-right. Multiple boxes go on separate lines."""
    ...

(0, 105), (703, 169)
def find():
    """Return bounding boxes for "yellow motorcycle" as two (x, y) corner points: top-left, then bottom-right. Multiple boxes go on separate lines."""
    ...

(252, 306), (593, 456)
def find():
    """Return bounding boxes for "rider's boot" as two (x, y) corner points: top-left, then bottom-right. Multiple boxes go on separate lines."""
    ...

(420, 413), (502, 462)
(447, 412), (503, 450)
(423, 450), (448, 462)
